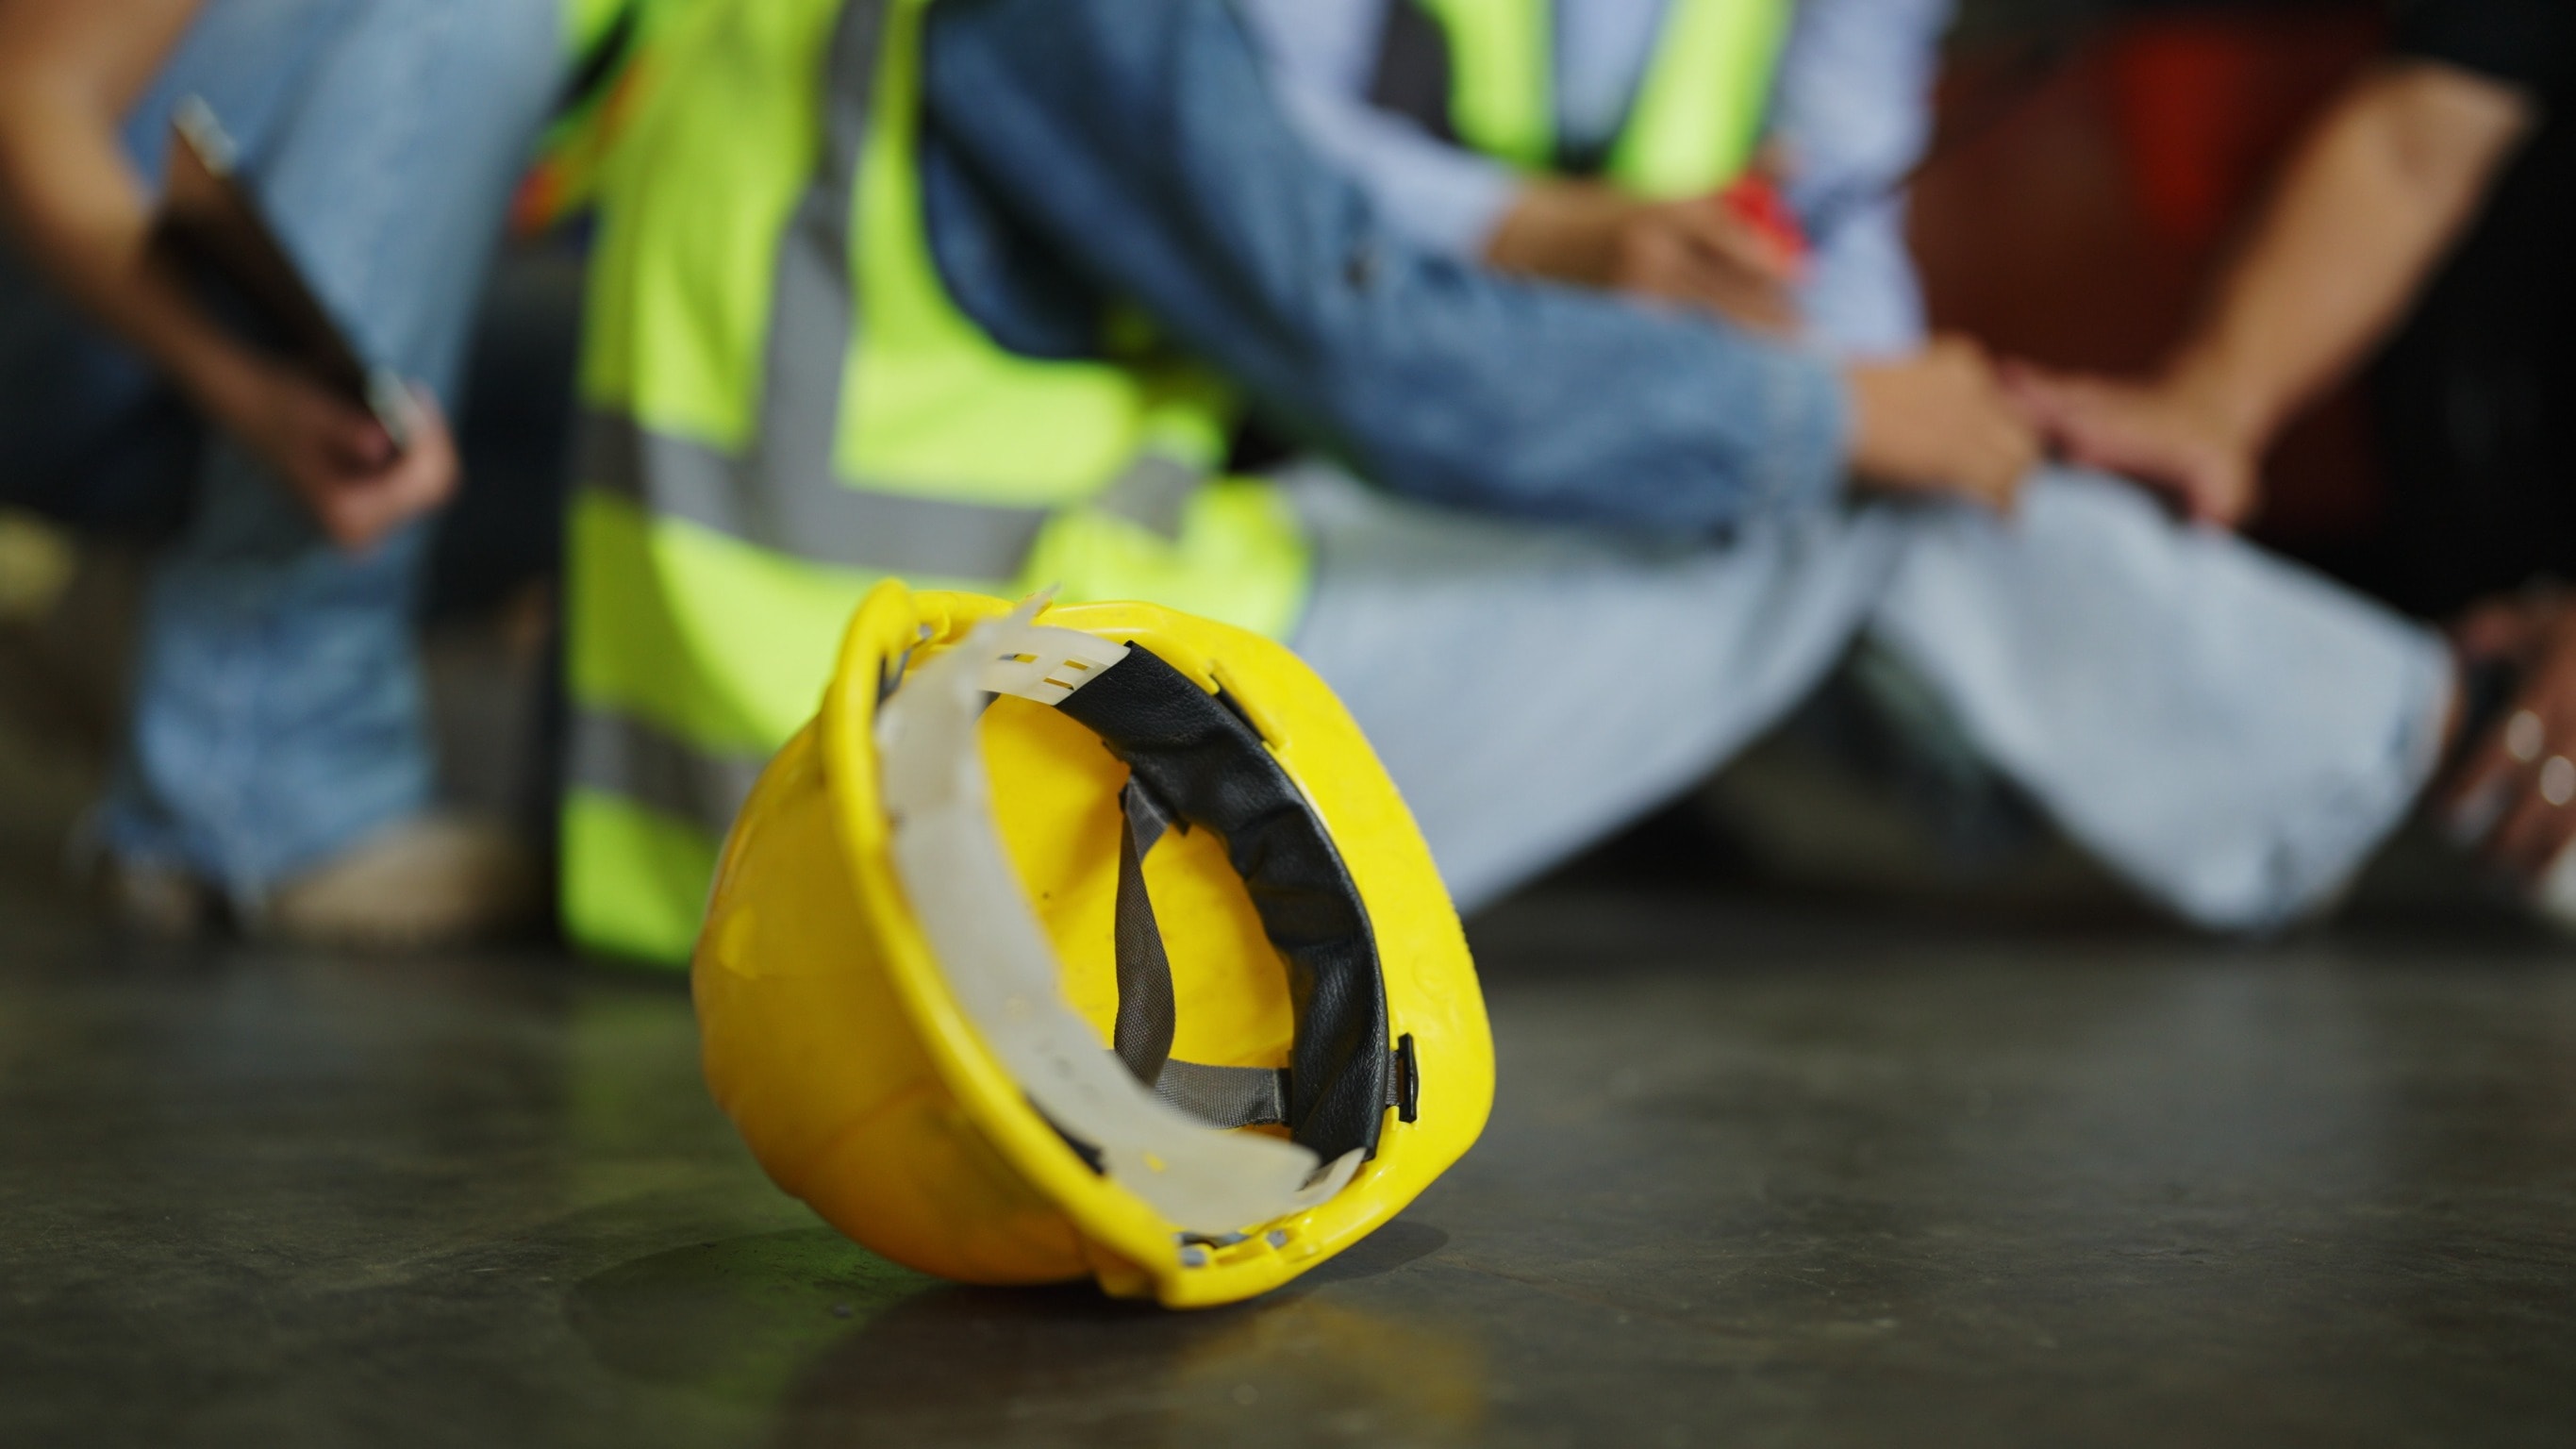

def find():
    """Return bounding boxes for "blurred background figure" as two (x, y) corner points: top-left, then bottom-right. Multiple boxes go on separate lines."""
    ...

(2008, 0), (2567, 584)
(1988, 0), (2576, 892)
(0, 0), (564, 944)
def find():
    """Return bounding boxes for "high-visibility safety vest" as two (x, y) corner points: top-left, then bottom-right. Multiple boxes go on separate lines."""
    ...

(562, 0), (1310, 963)
(560, 0), (1789, 965)
(1384, 0), (1791, 198)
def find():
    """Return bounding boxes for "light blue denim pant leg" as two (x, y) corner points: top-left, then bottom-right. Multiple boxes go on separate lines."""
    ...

(96, 0), (561, 905)
(1865, 468), (2452, 929)
(1286, 465), (2454, 930)
(1285, 463), (1911, 910)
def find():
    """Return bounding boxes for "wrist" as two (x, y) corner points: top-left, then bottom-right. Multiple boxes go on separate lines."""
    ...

(2157, 343), (2276, 458)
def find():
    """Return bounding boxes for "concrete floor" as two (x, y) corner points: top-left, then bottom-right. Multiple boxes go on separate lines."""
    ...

(4, 881), (2575, 1448)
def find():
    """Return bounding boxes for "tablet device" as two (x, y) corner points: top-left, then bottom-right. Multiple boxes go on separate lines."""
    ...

(150, 96), (412, 451)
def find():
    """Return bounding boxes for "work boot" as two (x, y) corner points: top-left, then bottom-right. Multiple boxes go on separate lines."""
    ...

(261, 814), (541, 951)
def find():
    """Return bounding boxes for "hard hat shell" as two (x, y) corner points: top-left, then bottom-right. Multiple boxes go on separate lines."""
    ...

(694, 582), (1494, 1308)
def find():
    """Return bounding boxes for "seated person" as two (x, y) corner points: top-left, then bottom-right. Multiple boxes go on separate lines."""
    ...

(1247, 0), (2576, 908)
(2005, 0), (2576, 891)
(0, 0), (565, 943)
(559, 0), (2505, 965)
(1244, 0), (2009, 857)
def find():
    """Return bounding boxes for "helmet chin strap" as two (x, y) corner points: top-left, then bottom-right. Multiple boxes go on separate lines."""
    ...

(875, 601), (1362, 1237)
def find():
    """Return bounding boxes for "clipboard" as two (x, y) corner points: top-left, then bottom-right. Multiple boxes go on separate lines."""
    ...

(149, 96), (412, 451)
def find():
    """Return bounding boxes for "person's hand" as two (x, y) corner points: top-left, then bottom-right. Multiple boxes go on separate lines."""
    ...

(2439, 594), (2576, 882)
(1487, 180), (1805, 337)
(2002, 361), (2262, 528)
(1606, 190), (1805, 336)
(1845, 336), (2039, 514)
(203, 360), (458, 553)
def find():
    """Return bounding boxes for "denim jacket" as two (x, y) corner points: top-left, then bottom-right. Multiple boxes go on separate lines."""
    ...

(918, 0), (1848, 534)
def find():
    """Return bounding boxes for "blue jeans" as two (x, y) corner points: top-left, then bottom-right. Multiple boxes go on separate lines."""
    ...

(0, 0), (560, 903)
(1288, 464), (2454, 931)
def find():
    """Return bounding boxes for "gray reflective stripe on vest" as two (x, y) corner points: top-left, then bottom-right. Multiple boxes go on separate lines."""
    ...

(581, 413), (1043, 578)
(1095, 453), (1202, 541)
(567, 706), (770, 838)
(581, 414), (1207, 575)
(754, 0), (884, 542)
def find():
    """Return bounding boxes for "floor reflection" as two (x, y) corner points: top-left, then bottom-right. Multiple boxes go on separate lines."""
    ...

(10, 890), (2574, 1446)
(569, 1219), (1486, 1447)
(568, 1228), (936, 1404)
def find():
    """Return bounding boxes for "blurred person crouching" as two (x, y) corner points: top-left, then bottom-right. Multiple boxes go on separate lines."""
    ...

(0, 0), (571, 945)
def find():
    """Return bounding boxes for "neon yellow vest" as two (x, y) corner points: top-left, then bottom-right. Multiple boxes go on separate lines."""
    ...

(561, 0), (1309, 963)
(1409, 0), (1792, 197)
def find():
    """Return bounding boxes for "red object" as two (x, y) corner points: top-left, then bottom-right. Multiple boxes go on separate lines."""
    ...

(2109, 12), (2380, 251)
(2112, 20), (2270, 247)
(1720, 175), (1809, 263)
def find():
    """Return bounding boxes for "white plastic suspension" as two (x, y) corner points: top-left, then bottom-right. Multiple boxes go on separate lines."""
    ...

(875, 600), (1361, 1236)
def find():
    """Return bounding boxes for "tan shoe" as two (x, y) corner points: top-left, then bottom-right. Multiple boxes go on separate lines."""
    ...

(262, 814), (540, 950)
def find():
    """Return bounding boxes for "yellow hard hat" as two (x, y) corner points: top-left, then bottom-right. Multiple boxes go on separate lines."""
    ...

(693, 582), (1494, 1308)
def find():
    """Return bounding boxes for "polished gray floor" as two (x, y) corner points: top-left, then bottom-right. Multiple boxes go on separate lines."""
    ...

(4, 879), (2574, 1448)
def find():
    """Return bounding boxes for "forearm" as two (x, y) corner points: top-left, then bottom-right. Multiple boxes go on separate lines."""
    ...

(0, 0), (258, 420)
(924, 0), (1850, 531)
(2164, 60), (2534, 450)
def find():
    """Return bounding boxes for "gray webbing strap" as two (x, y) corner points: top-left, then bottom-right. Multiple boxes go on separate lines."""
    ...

(1153, 1058), (1291, 1130)
(1112, 781), (1418, 1131)
(1112, 781), (1179, 1086)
